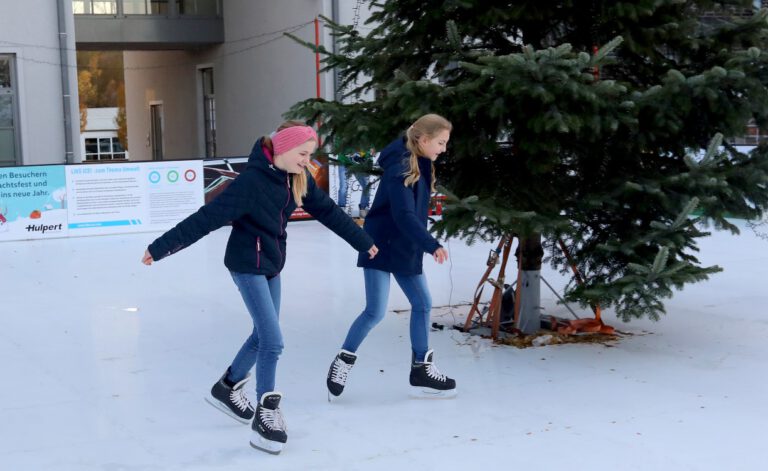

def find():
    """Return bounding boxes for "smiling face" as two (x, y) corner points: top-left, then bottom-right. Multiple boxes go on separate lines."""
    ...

(418, 129), (451, 161)
(274, 139), (317, 174)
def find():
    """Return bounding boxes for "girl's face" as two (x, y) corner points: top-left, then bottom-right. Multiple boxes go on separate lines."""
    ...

(419, 129), (451, 161)
(275, 139), (317, 174)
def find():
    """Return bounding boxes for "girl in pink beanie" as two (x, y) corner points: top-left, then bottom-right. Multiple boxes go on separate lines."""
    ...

(142, 121), (378, 454)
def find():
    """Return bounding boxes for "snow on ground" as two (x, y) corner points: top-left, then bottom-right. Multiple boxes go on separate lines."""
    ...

(0, 219), (766, 470)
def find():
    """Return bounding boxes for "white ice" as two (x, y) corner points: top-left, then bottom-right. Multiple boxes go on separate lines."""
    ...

(1, 219), (766, 470)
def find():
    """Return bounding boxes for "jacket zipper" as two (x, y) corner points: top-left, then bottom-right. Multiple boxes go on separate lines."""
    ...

(274, 174), (290, 274)
(256, 236), (261, 268)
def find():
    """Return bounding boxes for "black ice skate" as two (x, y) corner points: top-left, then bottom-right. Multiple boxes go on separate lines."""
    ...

(326, 349), (357, 399)
(409, 350), (457, 399)
(205, 368), (254, 424)
(250, 392), (287, 454)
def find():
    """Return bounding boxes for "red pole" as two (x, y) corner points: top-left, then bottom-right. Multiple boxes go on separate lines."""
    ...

(313, 16), (324, 147)
(315, 17), (322, 99)
(592, 45), (600, 80)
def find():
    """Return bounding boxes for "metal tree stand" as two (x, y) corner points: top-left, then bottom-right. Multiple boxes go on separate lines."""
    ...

(463, 236), (614, 340)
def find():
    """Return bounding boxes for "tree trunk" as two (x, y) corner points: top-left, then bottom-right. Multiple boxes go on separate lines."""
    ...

(515, 234), (544, 334)
(519, 235), (543, 270)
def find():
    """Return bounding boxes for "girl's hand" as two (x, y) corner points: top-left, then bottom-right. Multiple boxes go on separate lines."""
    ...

(142, 250), (154, 266)
(433, 247), (448, 264)
(368, 245), (379, 259)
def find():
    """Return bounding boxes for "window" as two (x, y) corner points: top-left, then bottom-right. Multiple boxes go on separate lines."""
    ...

(122, 0), (168, 15)
(122, 0), (148, 14)
(84, 137), (127, 161)
(0, 55), (20, 167)
(732, 120), (768, 146)
(72, 1), (117, 14)
(150, 0), (169, 14)
(177, 0), (219, 16)
(75, 0), (220, 16)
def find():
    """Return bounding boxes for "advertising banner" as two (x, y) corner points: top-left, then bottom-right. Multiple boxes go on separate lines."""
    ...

(0, 153), (336, 243)
(66, 161), (203, 236)
(0, 165), (68, 241)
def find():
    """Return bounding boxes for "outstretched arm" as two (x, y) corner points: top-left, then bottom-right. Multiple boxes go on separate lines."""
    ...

(143, 173), (254, 263)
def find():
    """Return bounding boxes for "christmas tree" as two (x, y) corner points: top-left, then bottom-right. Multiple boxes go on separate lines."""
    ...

(287, 1), (768, 322)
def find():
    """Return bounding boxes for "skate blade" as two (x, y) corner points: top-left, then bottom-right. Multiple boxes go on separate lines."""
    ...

(204, 397), (252, 424)
(409, 386), (458, 399)
(250, 433), (284, 455)
(326, 385), (343, 402)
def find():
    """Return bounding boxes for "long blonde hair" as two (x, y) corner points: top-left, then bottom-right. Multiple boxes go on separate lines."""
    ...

(263, 120), (313, 207)
(403, 114), (452, 192)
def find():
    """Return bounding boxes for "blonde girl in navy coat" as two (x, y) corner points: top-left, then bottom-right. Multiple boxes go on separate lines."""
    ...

(326, 114), (456, 399)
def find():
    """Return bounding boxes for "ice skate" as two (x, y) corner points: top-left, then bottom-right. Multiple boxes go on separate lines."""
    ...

(326, 349), (357, 400)
(250, 392), (287, 454)
(205, 368), (254, 424)
(409, 350), (457, 399)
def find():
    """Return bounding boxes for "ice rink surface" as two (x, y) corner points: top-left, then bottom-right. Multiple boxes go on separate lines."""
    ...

(1, 220), (766, 470)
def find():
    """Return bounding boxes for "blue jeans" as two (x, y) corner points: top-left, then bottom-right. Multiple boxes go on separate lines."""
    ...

(342, 268), (432, 362)
(228, 272), (282, 400)
(338, 164), (371, 210)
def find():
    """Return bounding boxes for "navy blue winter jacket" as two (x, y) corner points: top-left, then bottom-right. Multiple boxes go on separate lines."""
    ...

(148, 138), (374, 275)
(357, 137), (441, 275)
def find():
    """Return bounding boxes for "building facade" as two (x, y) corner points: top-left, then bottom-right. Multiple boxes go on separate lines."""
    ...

(120, 0), (365, 161)
(1, 0), (370, 166)
(0, 0), (80, 166)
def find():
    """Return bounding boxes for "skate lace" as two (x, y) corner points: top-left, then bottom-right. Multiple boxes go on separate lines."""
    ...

(260, 407), (286, 432)
(229, 388), (253, 412)
(425, 363), (447, 382)
(331, 357), (353, 385)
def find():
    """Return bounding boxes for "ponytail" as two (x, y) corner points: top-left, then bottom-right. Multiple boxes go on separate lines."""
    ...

(403, 114), (452, 193)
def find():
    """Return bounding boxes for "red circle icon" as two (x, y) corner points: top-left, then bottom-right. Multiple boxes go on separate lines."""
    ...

(184, 169), (197, 182)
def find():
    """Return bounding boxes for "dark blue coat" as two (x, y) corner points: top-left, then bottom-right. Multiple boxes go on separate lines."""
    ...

(357, 137), (441, 275)
(148, 138), (374, 275)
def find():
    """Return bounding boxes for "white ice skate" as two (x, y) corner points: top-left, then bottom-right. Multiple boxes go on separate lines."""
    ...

(250, 392), (287, 454)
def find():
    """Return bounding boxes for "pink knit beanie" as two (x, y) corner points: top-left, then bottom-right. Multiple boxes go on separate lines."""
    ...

(272, 126), (318, 156)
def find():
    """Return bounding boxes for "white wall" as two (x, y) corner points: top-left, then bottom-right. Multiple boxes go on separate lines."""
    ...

(209, 0), (327, 156)
(83, 107), (119, 131)
(124, 50), (201, 161)
(0, 0), (80, 165)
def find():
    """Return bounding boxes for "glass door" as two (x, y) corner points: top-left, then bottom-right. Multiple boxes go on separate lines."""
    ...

(150, 103), (164, 161)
